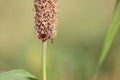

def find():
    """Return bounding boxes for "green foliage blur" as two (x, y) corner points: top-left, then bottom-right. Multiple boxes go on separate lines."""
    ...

(0, 0), (120, 80)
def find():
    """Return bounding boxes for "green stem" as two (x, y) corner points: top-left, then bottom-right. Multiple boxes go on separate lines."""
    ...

(41, 41), (47, 80)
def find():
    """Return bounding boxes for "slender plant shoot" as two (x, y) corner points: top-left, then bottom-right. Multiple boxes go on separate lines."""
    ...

(93, 0), (120, 80)
(34, 0), (59, 80)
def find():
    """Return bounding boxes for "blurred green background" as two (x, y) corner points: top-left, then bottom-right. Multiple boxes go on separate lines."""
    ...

(0, 0), (120, 80)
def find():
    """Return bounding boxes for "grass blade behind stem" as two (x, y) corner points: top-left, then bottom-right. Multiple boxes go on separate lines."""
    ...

(93, 0), (120, 80)
(98, 0), (120, 67)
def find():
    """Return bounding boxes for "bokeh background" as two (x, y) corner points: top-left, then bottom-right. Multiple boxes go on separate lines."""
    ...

(0, 0), (120, 80)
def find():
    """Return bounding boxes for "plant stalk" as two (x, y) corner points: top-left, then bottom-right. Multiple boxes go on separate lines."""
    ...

(41, 41), (47, 80)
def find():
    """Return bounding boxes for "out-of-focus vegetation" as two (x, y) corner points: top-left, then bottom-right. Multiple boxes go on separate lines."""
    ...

(93, 0), (120, 80)
(98, 0), (120, 68)
(0, 69), (38, 80)
(0, 0), (120, 80)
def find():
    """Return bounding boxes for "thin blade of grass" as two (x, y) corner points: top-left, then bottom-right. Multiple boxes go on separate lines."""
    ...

(98, 0), (120, 67)
(93, 1), (120, 80)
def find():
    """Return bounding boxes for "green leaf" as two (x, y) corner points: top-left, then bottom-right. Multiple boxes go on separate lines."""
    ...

(98, 0), (120, 67)
(93, 1), (120, 80)
(0, 69), (39, 80)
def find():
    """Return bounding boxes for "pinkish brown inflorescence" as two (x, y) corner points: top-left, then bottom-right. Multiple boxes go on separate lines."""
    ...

(34, 0), (58, 41)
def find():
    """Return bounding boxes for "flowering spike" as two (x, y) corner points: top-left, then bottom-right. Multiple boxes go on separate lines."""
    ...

(34, 0), (58, 41)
